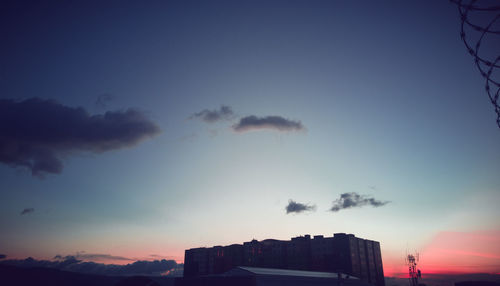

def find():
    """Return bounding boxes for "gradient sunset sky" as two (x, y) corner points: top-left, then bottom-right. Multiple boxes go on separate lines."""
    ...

(1, 0), (499, 277)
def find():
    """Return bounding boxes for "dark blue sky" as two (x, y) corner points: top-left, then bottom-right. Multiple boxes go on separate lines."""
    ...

(1, 0), (499, 275)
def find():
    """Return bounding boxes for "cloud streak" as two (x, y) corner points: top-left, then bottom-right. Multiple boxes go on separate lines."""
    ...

(330, 192), (390, 212)
(20, 208), (34, 215)
(0, 98), (160, 177)
(232, 115), (304, 132)
(190, 105), (234, 123)
(285, 200), (316, 214)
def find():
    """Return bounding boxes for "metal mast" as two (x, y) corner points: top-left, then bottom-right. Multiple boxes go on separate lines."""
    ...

(405, 253), (421, 286)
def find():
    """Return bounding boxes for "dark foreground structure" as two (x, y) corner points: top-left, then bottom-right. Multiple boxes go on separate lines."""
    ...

(176, 266), (373, 286)
(183, 233), (385, 286)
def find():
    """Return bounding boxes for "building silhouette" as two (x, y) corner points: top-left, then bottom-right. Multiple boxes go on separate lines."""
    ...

(184, 233), (385, 286)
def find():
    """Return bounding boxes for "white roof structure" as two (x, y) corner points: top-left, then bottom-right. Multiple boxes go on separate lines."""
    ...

(225, 266), (359, 279)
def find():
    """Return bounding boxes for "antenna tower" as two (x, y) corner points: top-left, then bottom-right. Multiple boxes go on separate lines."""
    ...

(405, 253), (422, 286)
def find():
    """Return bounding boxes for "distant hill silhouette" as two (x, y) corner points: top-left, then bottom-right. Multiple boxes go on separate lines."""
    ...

(0, 256), (180, 276)
(0, 264), (118, 286)
(0, 264), (175, 286)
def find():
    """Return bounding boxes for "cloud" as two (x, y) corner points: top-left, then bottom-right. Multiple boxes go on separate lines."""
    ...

(54, 253), (134, 263)
(20, 208), (34, 215)
(0, 98), (160, 177)
(0, 256), (180, 276)
(148, 254), (175, 260)
(0, 254), (6, 259)
(232, 115), (304, 132)
(285, 200), (316, 214)
(149, 254), (163, 258)
(190, 105), (234, 123)
(330, 192), (390, 212)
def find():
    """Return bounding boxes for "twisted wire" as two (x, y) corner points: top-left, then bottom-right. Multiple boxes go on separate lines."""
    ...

(451, 0), (500, 128)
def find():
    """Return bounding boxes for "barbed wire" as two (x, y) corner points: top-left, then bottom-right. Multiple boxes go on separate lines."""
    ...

(450, 0), (500, 128)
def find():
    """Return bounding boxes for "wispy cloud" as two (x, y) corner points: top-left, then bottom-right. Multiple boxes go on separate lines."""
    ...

(0, 98), (160, 177)
(233, 115), (304, 132)
(190, 105), (234, 123)
(330, 192), (390, 212)
(20, 208), (34, 215)
(285, 200), (316, 214)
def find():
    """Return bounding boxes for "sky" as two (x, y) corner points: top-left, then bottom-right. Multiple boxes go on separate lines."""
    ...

(0, 0), (499, 278)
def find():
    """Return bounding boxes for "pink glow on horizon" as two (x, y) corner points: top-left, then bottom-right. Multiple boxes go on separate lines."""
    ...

(8, 230), (499, 275)
(382, 256), (408, 278)
(383, 230), (500, 277)
(418, 230), (500, 275)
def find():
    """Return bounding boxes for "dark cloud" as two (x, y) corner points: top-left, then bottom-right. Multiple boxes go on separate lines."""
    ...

(20, 208), (34, 215)
(54, 253), (133, 262)
(148, 254), (173, 260)
(0, 256), (180, 276)
(0, 254), (6, 259)
(285, 200), (316, 214)
(330, 192), (390, 212)
(0, 98), (160, 177)
(190, 105), (234, 123)
(232, 115), (304, 132)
